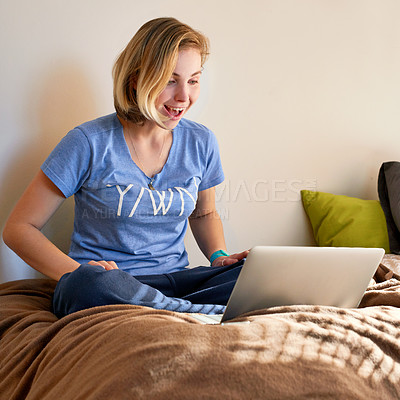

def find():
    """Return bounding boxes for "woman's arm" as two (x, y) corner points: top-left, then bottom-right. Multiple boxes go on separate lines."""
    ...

(2, 170), (81, 281)
(189, 187), (248, 266)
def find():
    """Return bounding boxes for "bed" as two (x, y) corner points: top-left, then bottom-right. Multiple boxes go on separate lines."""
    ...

(3, 163), (400, 399)
(1, 255), (400, 400)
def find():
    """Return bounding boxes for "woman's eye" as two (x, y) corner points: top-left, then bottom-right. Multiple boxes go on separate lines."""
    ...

(189, 80), (199, 85)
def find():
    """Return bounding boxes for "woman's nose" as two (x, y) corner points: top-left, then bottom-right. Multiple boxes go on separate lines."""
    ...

(174, 83), (189, 102)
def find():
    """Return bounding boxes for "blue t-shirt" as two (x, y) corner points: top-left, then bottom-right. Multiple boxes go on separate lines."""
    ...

(41, 113), (224, 275)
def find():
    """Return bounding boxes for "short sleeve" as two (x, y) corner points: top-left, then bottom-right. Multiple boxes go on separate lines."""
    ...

(198, 130), (225, 191)
(41, 129), (91, 198)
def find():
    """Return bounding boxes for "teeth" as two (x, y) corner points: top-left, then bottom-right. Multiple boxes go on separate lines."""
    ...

(168, 106), (185, 112)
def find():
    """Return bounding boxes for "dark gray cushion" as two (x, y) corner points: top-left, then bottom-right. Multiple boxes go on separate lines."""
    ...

(378, 162), (400, 254)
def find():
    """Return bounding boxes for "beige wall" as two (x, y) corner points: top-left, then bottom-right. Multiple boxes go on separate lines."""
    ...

(1, 0), (399, 282)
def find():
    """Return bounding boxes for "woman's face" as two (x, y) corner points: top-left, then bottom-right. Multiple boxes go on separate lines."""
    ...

(155, 48), (202, 130)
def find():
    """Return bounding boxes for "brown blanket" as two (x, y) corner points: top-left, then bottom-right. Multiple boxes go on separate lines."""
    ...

(1, 262), (400, 399)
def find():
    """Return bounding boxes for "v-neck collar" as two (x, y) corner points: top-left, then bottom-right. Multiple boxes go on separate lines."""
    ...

(114, 114), (177, 187)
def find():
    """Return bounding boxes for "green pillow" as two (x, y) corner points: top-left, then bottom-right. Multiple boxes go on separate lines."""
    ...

(301, 190), (390, 253)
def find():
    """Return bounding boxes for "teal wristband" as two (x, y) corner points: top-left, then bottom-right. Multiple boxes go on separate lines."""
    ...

(210, 250), (229, 265)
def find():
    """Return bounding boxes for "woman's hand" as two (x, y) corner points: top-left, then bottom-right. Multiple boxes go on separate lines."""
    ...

(211, 250), (249, 267)
(88, 260), (119, 270)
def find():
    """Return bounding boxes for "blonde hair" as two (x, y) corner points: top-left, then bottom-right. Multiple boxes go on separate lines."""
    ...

(113, 17), (209, 127)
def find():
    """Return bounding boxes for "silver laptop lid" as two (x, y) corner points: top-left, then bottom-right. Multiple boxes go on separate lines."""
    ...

(221, 246), (384, 323)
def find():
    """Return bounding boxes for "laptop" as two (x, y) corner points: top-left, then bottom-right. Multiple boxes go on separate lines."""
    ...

(191, 246), (385, 325)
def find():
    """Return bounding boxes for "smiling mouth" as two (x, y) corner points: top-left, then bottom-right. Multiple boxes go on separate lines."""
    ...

(164, 105), (186, 119)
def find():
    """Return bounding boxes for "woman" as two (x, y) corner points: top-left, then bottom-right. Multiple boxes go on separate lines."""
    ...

(3, 17), (248, 317)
